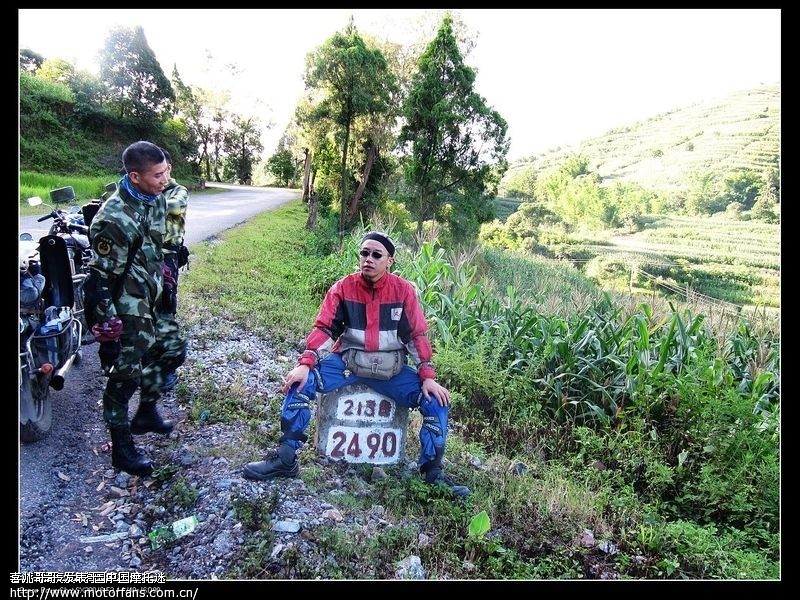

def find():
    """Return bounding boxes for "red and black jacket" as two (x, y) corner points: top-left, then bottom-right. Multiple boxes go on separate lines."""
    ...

(297, 271), (437, 380)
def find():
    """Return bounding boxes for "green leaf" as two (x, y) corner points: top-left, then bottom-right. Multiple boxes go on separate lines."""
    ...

(468, 510), (491, 539)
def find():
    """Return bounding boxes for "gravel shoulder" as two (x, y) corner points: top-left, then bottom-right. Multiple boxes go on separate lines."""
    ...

(17, 321), (286, 577)
(17, 186), (338, 579)
(17, 319), (431, 580)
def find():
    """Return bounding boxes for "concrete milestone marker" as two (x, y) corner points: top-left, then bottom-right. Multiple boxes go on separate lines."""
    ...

(316, 383), (408, 464)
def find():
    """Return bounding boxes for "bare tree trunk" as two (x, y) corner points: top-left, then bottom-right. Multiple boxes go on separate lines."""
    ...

(416, 192), (425, 236)
(301, 148), (312, 203)
(347, 142), (378, 222)
(338, 124), (352, 239)
(306, 192), (319, 230)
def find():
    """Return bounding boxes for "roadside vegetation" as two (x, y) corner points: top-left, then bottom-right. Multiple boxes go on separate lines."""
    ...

(20, 9), (779, 579)
(175, 202), (780, 580)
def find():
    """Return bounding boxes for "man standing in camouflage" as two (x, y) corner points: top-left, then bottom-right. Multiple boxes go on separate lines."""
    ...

(159, 149), (189, 392)
(86, 141), (187, 477)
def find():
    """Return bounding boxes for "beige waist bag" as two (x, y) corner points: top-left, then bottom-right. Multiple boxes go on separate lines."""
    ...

(343, 349), (405, 380)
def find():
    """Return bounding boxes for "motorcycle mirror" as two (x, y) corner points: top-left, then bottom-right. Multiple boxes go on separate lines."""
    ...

(49, 186), (76, 205)
(27, 196), (43, 207)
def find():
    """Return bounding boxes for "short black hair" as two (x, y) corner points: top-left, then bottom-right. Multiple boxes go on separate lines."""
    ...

(122, 141), (166, 174)
(161, 148), (173, 165)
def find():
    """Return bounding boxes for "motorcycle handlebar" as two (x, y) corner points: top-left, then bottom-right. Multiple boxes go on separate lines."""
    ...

(68, 223), (89, 235)
(36, 209), (88, 233)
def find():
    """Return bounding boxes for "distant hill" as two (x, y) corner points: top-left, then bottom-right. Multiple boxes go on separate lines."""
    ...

(505, 84), (780, 196)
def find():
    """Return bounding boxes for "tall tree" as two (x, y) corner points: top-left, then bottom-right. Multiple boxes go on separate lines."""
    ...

(170, 65), (204, 173)
(399, 13), (509, 238)
(223, 115), (263, 185)
(192, 88), (231, 182)
(303, 18), (397, 236)
(266, 147), (296, 187)
(98, 26), (174, 126)
(209, 108), (228, 182)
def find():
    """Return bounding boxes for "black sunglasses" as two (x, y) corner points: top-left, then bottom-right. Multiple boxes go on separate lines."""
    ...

(359, 249), (385, 259)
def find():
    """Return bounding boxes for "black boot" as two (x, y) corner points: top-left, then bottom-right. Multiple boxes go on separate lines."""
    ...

(109, 426), (153, 477)
(420, 450), (471, 497)
(130, 401), (174, 435)
(243, 443), (299, 480)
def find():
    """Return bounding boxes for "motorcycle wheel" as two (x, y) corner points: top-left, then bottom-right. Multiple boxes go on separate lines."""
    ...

(19, 361), (53, 443)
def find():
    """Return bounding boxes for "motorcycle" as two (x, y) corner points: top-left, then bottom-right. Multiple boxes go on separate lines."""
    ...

(19, 186), (96, 442)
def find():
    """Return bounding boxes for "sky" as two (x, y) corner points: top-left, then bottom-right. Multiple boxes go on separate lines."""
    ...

(18, 8), (781, 162)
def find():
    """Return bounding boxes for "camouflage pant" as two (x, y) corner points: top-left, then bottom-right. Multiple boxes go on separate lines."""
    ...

(102, 312), (186, 427)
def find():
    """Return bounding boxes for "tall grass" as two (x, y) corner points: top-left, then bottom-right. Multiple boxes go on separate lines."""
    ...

(19, 171), (119, 213)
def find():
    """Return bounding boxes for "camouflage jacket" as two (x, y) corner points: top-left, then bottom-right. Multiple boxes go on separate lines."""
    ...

(88, 183), (166, 321)
(163, 178), (188, 253)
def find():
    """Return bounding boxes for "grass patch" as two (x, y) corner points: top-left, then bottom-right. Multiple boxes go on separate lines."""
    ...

(19, 170), (118, 212)
(179, 200), (320, 354)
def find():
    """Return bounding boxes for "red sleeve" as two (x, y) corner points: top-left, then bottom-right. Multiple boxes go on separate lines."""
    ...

(297, 279), (343, 367)
(401, 279), (438, 380)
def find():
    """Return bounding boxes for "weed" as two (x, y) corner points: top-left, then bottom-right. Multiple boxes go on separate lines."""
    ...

(166, 476), (198, 509)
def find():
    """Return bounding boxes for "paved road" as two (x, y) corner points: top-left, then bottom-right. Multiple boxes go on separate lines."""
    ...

(19, 182), (299, 244)
(182, 183), (298, 245)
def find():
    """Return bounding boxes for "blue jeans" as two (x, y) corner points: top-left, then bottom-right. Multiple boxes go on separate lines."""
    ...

(279, 352), (448, 467)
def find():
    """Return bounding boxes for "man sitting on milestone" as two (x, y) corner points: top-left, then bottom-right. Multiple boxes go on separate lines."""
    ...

(243, 231), (470, 497)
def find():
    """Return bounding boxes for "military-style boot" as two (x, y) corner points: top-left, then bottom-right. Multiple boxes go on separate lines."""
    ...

(243, 443), (299, 480)
(109, 426), (153, 477)
(420, 449), (471, 497)
(130, 401), (174, 435)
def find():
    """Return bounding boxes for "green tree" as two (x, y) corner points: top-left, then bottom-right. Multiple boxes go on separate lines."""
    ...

(19, 48), (44, 73)
(98, 25), (174, 126)
(399, 13), (509, 239)
(170, 65), (204, 175)
(722, 170), (763, 211)
(561, 154), (591, 178)
(223, 115), (263, 185)
(683, 171), (723, 215)
(208, 104), (230, 182)
(607, 181), (654, 230)
(191, 88), (231, 182)
(500, 164), (537, 200)
(303, 18), (397, 236)
(266, 148), (296, 187)
(764, 165), (780, 202)
(71, 70), (110, 130)
(37, 58), (75, 85)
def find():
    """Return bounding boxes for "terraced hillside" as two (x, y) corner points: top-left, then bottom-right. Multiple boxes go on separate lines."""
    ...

(507, 84), (780, 196)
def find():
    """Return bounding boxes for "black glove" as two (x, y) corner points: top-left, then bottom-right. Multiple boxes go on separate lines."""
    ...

(160, 284), (177, 314)
(162, 262), (176, 288)
(99, 340), (121, 371)
(160, 262), (177, 314)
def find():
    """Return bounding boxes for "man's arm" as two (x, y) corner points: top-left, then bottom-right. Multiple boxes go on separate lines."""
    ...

(297, 280), (345, 368)
(87, 219), (130, 323)
(166, 184), (189, 215)
(401, 282), (437, 380)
